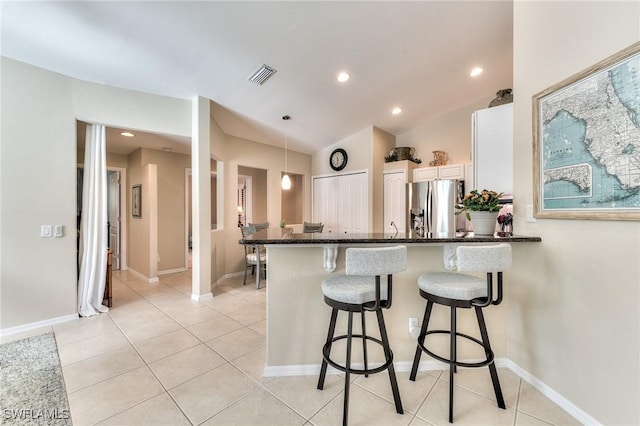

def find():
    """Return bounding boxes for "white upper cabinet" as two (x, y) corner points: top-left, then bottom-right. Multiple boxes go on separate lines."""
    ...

(413, 167), (438, 182)
(436, 164), (465, 180)
(413, 164), (465, 182)
(472, 103), (513, 195)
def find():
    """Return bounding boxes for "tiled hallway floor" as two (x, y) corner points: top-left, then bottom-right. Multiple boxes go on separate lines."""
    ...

(8, 270), (581, 425)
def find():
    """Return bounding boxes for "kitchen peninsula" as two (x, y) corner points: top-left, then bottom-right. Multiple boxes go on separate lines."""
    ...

(240, 229), (541, 376)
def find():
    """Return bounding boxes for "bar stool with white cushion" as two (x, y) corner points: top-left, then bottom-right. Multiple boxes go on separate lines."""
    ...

(409, 243), (512, 423)
(317, 245), (407, 426)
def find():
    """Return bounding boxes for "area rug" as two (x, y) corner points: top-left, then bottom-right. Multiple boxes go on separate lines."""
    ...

(0, 333), (71, 425)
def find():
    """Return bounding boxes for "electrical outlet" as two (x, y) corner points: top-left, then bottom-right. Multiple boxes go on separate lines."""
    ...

(408, 317), (420, 339)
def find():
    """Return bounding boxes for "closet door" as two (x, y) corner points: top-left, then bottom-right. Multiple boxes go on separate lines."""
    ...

(312, 176), (338, 233)
(312, 172), (368, 234)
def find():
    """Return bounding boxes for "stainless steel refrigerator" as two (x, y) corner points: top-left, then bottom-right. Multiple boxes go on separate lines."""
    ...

(407, 180), (465, 237)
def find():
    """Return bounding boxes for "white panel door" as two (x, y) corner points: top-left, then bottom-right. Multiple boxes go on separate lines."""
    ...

(108, 171), (121, 269)
(313, 172), (368, 234)
(313, 176), (338, 233)
(383, 170), (406, 233)
(340, 172), (368, 234)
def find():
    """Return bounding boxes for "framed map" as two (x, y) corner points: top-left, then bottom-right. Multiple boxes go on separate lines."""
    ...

(533, 42), (640, 221)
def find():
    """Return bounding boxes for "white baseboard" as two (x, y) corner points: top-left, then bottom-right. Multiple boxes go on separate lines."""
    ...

(0, 313), (78, 337)
(503, 359), (600, 426)
(127, 267), (159, 283)
(158, 267), (187, 276)
(191, 292), (213, 303)
(263, 357), (595, 425)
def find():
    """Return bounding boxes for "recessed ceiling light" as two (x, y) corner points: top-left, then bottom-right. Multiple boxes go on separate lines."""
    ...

(470, 67), (484, 77)
(120, 131), (135, 137)
(392, 107), (402, 115)
(337, 72), (351, 82)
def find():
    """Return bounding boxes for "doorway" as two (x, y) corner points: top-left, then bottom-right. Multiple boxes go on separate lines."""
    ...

(107, 170), (121, 270)
(238, 166), (267, 226)
(77, 166), (127, 272)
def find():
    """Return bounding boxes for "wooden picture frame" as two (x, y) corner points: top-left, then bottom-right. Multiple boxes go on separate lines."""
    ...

(532, 42), (640, 221)
(132, 184), (142, 218)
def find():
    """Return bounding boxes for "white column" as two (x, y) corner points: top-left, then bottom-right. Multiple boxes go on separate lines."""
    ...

(191, 96), (212, 301)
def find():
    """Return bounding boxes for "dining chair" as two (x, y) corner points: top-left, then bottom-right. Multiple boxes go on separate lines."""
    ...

(240, 225), (267, 288)
(249, 222), (269, 231)
(303, 222), (324, 233)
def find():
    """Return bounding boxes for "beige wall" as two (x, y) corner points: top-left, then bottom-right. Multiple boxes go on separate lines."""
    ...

(396, 96), (492, 165)
(281, 173), (304, 225)
(140, 149), (191, 273)
(312, 126), (397, 232)
(0, 58), (191, 329)
(512, 2), (639, 424)
(312, 126), (373, 176)
(224, 135), (312, 278)
(372, 127), (396, 232)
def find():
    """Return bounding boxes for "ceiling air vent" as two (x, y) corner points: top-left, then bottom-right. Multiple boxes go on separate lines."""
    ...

(248, 64), (277, 86)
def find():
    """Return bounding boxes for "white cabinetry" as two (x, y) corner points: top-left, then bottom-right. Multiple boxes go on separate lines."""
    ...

(413, 167), (438, 182)
(472, 103), (513, 195)
(413, 164), (466, 182)
(313, 172), (368, 233)
(383, 170), (407, 233)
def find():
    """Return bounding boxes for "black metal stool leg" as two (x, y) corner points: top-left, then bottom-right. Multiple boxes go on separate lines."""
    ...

(361, 311), (369, 378)
(376, 309), (403, 414)
(343, 312), (354, 426)
(449, 306), (457, 423)
(475, 306), (505, 409)
(318, 308), (338, 390)
(410, 300), (433, 381)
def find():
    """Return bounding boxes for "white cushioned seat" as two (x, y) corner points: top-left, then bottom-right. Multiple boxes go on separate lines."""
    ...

(418, 272), (486, 301)
(246, 252), (266, 263)
(321, 245), (406, 305)
(322, 275), (388, 304)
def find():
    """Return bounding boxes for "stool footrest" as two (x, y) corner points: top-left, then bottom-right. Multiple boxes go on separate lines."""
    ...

(322, 334), (394, 376)
(418, 329), (495, 368)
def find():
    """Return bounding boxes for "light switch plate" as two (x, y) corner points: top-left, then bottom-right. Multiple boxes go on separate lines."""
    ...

(54, 225), (63, 237)
(41, 225), (52, 237)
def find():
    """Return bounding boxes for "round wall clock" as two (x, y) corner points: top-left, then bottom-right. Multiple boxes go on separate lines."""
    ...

(329, 148), (348, 171)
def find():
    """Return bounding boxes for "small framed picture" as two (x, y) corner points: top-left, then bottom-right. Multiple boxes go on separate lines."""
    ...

(132, 184), (142, 218)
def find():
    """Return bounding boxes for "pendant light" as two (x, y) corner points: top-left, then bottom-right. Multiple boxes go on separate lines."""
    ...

(281, 115), (292, 190)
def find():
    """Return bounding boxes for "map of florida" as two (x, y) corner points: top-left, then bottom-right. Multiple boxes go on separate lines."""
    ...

(541, 64), (640, 191)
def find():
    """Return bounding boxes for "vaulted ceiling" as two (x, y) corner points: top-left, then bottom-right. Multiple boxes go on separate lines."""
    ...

(1, 1), (513, 154)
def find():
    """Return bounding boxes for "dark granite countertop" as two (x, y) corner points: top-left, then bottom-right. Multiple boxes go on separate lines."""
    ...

(239, 228), (541, 245)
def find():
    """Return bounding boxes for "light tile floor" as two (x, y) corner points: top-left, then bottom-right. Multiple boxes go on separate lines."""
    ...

(6, 270), (581, 425)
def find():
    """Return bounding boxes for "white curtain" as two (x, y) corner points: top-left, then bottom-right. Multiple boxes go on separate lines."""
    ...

(78, 124), (109, 317)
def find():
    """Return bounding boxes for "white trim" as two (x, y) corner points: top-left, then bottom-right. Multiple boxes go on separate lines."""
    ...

(263, 357), (506, 378)
(126, 267), (159, 283)
(504, 359), (601, 426)
(0, 314), (78, 337)
(191, 292), (213, 302)
(263, 357), (589, 425)
(158, 267), (188, 276)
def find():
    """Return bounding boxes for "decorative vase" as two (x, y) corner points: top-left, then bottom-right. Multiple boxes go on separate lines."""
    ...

(468, 211), (499, 235)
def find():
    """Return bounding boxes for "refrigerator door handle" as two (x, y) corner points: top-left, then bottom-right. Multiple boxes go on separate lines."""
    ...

(426, 182), (433, 235)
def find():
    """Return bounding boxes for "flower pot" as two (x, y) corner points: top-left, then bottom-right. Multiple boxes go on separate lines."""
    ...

(468, 211), (499, 235)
